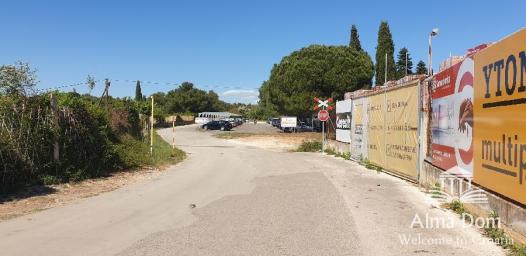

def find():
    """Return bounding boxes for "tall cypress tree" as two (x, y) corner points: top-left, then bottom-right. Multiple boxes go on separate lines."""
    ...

(135, 80), (142, 101)
(396, 47), (413, 78)
(375, 21), (396, 85)
(349, 24), (362, 51)
(416, 60), (428, 75)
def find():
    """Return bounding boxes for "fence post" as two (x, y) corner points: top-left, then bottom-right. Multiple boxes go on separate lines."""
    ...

(50, 93), (60, 162)
(150, 96), (154, 156)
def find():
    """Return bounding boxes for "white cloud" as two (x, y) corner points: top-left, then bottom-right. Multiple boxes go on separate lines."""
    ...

(221, 89), (259, 104)
(222, 89), (259, 97)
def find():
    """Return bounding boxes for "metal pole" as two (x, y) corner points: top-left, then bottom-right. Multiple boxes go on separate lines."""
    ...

(172, 116), (175, 149)
(322, 118), (325, 153)
(150, 96), (154, 156)
(428, 35), (432, 76)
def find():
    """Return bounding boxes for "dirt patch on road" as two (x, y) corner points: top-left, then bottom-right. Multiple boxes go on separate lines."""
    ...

(0, 167), (168, 221)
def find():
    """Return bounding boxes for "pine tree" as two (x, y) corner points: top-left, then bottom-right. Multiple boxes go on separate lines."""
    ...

(396, 47), (413, 78)
(375, 21), (396, 85)
(135, 80), (142, 101)
(416, 61), (428, 75)
(349, 24), (362, 51)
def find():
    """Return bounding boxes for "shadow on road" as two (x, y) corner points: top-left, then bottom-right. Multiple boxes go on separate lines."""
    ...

(0, 185), (57, 204)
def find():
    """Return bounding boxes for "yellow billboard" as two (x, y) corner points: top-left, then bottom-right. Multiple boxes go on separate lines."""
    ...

(473, 28), (526, 205)
(367, 93), (385, 167)
(385, 85), (419, 178)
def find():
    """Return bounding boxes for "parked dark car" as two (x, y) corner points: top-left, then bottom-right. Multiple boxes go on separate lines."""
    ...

(282, 127), (296, 133)
(201, 120), (232, 131)
(270, 118), (280, 128)
(296, 122), (314, 132)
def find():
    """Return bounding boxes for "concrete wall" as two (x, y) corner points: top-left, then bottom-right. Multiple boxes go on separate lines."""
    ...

(326, 140), (350, 154)
(420, 160), (526, 242)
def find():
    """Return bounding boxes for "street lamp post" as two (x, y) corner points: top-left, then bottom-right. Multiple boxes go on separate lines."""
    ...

(428, 28), (439, 76)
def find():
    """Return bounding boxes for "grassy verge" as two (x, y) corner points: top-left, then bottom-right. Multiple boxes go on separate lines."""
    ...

(114, 132), (186, 169)
(444, 200), (526, 255)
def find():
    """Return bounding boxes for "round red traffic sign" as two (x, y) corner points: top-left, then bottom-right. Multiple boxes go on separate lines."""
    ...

(318, 109), (329, 122)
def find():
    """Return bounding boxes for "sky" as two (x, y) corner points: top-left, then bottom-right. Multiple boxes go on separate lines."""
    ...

(0, 0), (524, 104)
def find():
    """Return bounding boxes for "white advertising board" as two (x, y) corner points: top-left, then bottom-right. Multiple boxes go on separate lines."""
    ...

(336, 100), (352, 143)
(280, 116), (297, 128)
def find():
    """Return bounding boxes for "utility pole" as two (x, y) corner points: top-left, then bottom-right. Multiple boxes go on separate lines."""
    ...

(100, 79), (111, 112)
(150, 96), (154, 156)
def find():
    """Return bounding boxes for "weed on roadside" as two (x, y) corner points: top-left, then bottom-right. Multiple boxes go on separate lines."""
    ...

(324, 147), (337, 155)
(446, 200), (466, 215)
(296, 141), (322, 152)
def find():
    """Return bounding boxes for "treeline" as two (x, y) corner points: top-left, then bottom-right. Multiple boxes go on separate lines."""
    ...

(0, 62), (184, 194)
(137, 81), (252, 121)
(251, 21), (430, 119)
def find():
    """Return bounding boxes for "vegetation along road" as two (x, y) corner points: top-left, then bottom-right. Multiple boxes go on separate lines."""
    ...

(0, 124), (504, 255)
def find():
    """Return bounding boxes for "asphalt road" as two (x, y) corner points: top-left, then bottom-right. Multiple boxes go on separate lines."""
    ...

(0, 124), (504, 255)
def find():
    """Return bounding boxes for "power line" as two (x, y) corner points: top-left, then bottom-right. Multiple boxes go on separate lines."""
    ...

(35, 78), (260, 94)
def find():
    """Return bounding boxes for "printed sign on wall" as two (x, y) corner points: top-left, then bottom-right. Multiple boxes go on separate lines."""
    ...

(473, 28), (526, 205)
(336, 100), (352, 143)
(385, 85), (419, 178)
(351, 97), (368, 160)
(367, 93), (385, 167)
(431, 57), (475, 176)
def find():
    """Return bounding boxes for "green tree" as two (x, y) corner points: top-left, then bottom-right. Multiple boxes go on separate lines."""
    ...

(396, 47), (413, 78)
(245, 105), (279, 120)
(0, 61), (38, 97)
(349, 24), (362, 51)
(135, 80), (142, 101)
(260, 45), (374, 117)
(416, 60), (428, 75)
(161, 82), (227, 114)
(375, 21), (396, 85)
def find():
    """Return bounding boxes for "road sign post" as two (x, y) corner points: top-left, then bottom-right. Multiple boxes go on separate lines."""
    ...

(314, 98), (333, 154)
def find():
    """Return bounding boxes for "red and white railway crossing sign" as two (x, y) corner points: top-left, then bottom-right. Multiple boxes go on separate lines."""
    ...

(317, 109), (329, 122)
(313, 97), (334, 111)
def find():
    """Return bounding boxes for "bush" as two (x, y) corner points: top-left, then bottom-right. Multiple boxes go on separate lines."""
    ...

(0, 92), (185, 194)
(296, 141), (322, 152)
(114, 135), (151, 168)
(324, 147), (337, 155)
